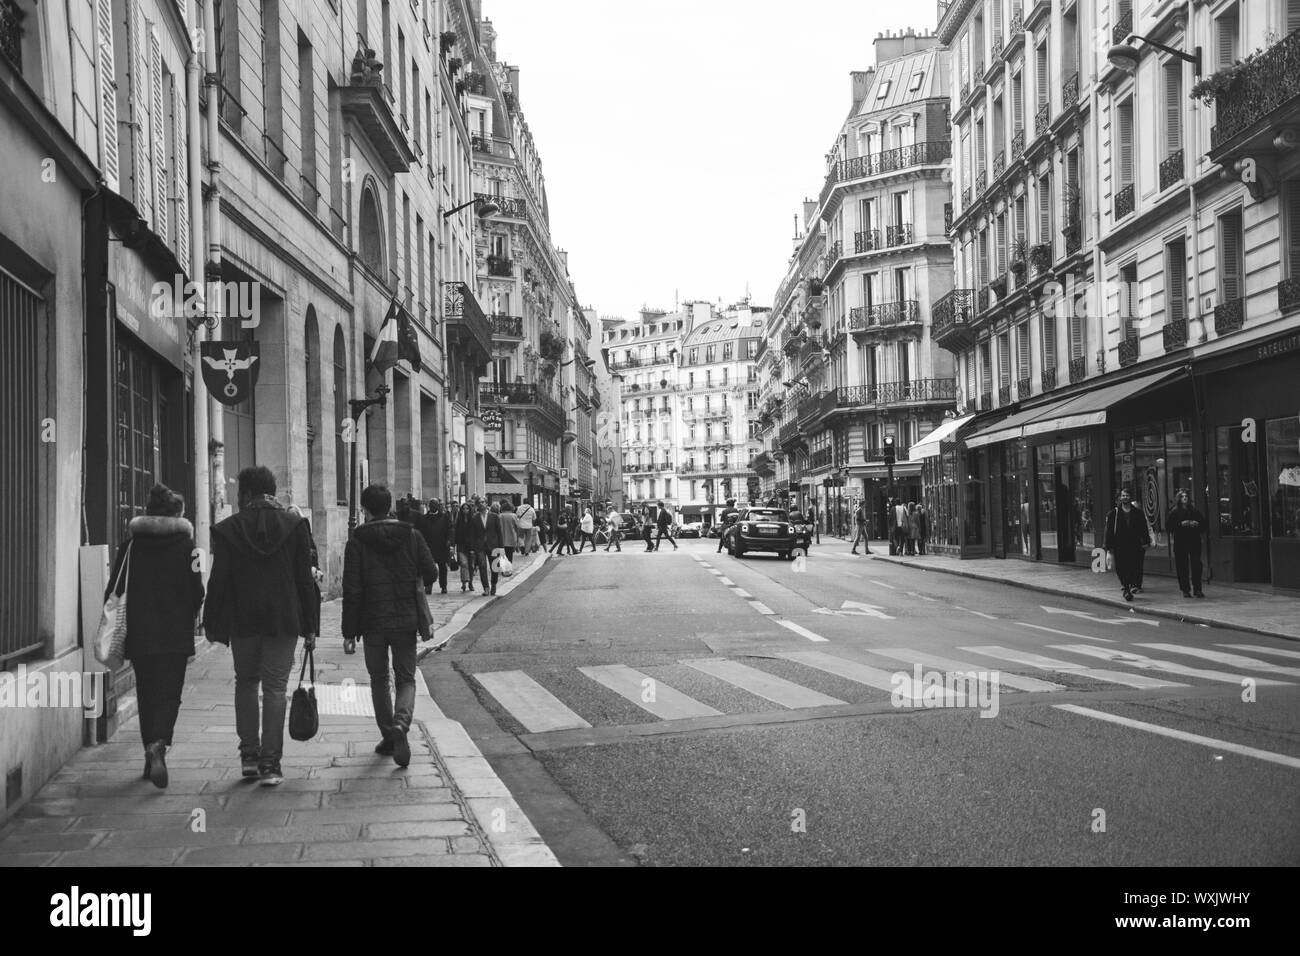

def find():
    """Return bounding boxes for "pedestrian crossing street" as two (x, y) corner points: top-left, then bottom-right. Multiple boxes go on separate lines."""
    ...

(469, 640), (1299, 736)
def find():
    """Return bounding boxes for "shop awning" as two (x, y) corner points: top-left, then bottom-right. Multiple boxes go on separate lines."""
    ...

(848, 462), (923, 480)
(964, 369), (1184, 449)
(484, 451), (520, 487)
(911, 414), (975, 458)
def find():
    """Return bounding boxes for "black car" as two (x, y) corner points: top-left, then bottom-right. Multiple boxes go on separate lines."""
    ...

(729, 507), (799, 559)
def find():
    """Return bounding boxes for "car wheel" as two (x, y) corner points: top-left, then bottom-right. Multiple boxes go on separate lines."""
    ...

(734, 541), (745, 558)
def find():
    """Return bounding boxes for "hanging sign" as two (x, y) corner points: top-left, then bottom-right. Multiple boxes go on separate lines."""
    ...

(200, 341), (260, 406)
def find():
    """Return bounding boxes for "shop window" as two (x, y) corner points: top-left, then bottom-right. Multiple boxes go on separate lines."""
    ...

(1216, 424), (1260, 536)
(1265, 417), (1300, 539)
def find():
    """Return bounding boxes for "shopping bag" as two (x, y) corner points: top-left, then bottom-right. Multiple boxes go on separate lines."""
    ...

(415, 578), (434, 641)
(492, 552), (514, 577)
(288, 648), (319, 741)
(94, 542), (133, 668)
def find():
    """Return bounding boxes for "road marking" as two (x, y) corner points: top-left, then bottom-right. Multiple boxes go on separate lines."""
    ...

(905, 591), (940, 602)
(473, 671), (592, 733)
(869, 580), (897, 590)
(1047, 644), (1292, 686)
(577, 664), (722, 720)
(1134, 644), (1300, 679)
(959, 646), (1188, 689)
(1018, 622), (1117, 643)
(1219, 644), (1300, 661)
(775, 620), (829, 643)
(777, 650), (954, 702)
(748, 601), (776, 615)
(1054, 704), (1300, 769)
(844, 571), (862, 579)
(1041, 605), (1159, 627)
(708, 569), (722, 576)
(718, 576), (735, 586)
(953, 605), (999, 620)
(811, 600), (894, 620)
(869, 648), (1066, 693)
(684, 658), (847, 709)
(731, 587), (753, 598)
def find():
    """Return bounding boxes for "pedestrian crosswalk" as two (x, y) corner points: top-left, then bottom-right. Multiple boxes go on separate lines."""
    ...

(468, 640), (1298, 736)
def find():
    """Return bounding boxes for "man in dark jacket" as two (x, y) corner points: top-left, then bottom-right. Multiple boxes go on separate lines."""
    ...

(484, 501), (504, 595)
(716, 499), (739, 554)
(419, 498), (452, 594)
(1103, 488), (1151, 602)
(204, 465), (318, 786)
(343, 484), (437, 767)
(655, 501), (679, 551)
(1167, 489), (1207, 598)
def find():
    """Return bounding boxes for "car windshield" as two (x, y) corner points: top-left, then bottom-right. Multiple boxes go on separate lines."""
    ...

(745, 510), (787, 521)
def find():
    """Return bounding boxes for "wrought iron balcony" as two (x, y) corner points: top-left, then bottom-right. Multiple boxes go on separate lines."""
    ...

(932, 289), (977, 352)
(849, 300), (921, 335)
(1159, 149), (1184, 191)
(1112, 8), (1133, 46)
(872, 378), (958, 405)
(854, 229), (881, 254)
(1, 0), (24, 70)
(1118, 334), (1140, 367)
(993, 150), (1006, 177)
(444, 281), (492, 364)
(960, 81), (971, 102)
(961, 185), (972, 208)
(1011, 130), (1025, 159)
(1114, 183), (1135, 220)
(1064, 222), (1083, 255)
(778, 420), (803, 447)
(342, 52), (414, 173)
(481, 382), (564, 426)
(486, 255), (514, 278)
(885, 223), (914, 247)
(1162, 317), (1188, 351)
(975, 168), (988, 193)
(1035, 101), (1050, 138)
(865, 444), (910, 462)
(1041, 365), (1057, 391)
(1068, 356), (1087, 384)
(1214, 297), (1245, 336)
(944, 202), (953, 234)
(820, 141), (953, 206)
(1017, 376), (1031, 400)
(1279, 277), (1300, 315)
(1062, 72), (1080, 109)
(609, 355), (641, 370)
(998, 383), (1011, 406)
(476, 192), (527, 219)
(1030, 243), (1052, 275)
(1209, 28), (1300, 152)
(980, 389), (993, 410)
(823, 239), (843, 275)
(976, 285), (992, 314)
(809, 447), (833, 471)
(489, 314), (524, 339)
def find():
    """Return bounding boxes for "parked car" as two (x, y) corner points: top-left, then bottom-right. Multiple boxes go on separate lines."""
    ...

(706, 523), (723, 538)
(728, 507), (798, 559)
(619, 513), (641, 536)
(678, 521), (703, 538)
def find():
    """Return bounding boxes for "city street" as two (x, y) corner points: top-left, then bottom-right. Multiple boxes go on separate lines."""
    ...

(424, 540), (1300, 866)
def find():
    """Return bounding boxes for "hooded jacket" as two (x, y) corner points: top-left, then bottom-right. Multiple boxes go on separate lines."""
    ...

(204, 497), (319, 644)
(1103, 504), (1152, 553)
(342, 518), (437, 639)
(106, 516), (205, 659)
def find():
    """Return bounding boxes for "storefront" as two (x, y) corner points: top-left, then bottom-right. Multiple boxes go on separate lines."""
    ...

(915, 414), (976, 555)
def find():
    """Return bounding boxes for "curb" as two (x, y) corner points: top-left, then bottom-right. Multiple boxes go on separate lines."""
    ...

(880, 555), (1300, 642)
(413, 550), (560, 866)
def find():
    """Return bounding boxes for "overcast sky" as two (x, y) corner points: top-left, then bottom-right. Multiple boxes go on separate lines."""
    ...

(483, 0), (941, 323)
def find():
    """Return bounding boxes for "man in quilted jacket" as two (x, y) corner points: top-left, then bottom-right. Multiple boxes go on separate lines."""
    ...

(342, 484), (438, 767)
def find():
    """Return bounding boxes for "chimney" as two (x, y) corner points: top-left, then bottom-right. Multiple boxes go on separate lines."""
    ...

(480, 17), (497, 61)
(802, 199), (818, 229)
(507, 66), (520, 100)
(851, 69), (875, 108)
(692, 301), (712, 325)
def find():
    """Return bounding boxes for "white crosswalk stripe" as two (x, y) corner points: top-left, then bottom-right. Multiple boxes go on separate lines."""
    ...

(1047, 644), (1292, 686)
(578, 664), (722, 720)
(1132, 644), (1300, 679)
(683, 658), (847, 709)
(958, 645), (1188, 689)
(1218, 644), (1300, 661)
(777, 650), (956, 702)
(868, 648), (1066, 693)
(473, 671), (592, 733)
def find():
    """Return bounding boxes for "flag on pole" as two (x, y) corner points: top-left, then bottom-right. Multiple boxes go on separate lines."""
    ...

(368, 299), (422, 375)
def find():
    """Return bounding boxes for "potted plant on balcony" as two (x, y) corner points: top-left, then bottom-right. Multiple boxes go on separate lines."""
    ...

(1189, 50), (1264, 104)
(990, 274), (1008, 298)
(1029, 242), (1052, 274)
(1009, 237), (1029, 278)
(659, 378), (669, 389)
(539, 327), (564, 362)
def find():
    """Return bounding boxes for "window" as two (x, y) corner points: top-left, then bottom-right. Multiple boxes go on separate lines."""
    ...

(1216, 5), (1239, 71)
(688, 371), (694, 389)
(979, 341), (993, 394)
(1285, 180), (1300, 292)
(690, 347), (698, 364)
(261, 0), (285, 177)
(1069, 311), (1086, 361)
(1266, 417), (1300, 539)
(705, 345), (716, 363)
(876, 79), (891, 99)
(1038, 175), (1052, 246)
(747, 365), (758, 383)
(1216, 424), (1260, 536)
(1119, 262), (1139, 341)
(1041, 309), (1056, 378)
(1116, 98), (1135, 191)
(721, 368), (728, 386)
(706, 370), (713, 387)
(997, 333), (1011, 388)
(996, 212), (1008, 275)
(747, 340), (758, 358)
(908, 71), (924, 92)
(1163, 60), (1183, 161)
(1016, 323), (1031, 382)
(1165, 238), (1187, 325)
(1218, 209), (1243, 305)
(747, 391), (759, 409)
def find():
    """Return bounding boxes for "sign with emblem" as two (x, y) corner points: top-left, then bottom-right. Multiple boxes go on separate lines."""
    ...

(200, 341), (260, 406)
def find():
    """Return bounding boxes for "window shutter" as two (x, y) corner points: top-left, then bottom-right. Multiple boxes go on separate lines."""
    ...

(1041, 310), (1056, 370)
(149, 28), (168, 246)
(1013, 75), (1024, 131)
(173, 81), (189, 269)
(1165, 64), (1182, 155)
(1017, 323), (1030, 378)
(1288, 184), (1300, 278)
(1119, 102), (1133, 186)
(1220, 213), (1242, 301)
(1036, 42), (1049, 107)
(1166, 241), (1186, 323)
(1217, 14), (1238, 69)
(1289, 0), (1300, 36)
(1038, 176), (1051, 242)
(991, 0), (1002, 41)
(95, 0), (120, 192)
(1069, 313), (1085, 359)
(128, 0), (152, 222)
(998, 333), (1010, 386)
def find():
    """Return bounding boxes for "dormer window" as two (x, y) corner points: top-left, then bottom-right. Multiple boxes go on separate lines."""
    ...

(876, 80), (891, 99)
(909, 71), (924, 92)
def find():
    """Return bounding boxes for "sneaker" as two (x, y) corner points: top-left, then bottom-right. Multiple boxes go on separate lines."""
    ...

(375, 738), (395, 756)
(241, 754), (260, 778)
(1123, 588), (1133, 602)
(390, 730), (411, 769)
(851, 551), (859, 555)
(1194, 591), (1205, 598)
(147, 741), (169, 789)
(1182, 591), (1192, 598)
(258, 763), (284, 786)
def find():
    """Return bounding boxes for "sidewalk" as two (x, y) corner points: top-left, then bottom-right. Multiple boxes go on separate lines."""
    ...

(0, 549), (558, 866)
(874, 550), (1300, 641)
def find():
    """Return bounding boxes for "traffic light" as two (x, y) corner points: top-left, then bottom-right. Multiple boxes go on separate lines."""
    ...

(882, 435), (896, 466)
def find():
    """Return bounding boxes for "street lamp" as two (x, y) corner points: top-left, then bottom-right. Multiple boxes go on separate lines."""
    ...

(1108, 34), (1201, 76)
(442, 196), (501, 219)
(347, 384), (390, 529)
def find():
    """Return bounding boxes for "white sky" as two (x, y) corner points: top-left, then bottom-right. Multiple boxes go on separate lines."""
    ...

(482, 0), (942, 323)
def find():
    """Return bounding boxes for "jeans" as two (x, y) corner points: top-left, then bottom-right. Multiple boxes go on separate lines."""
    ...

(472, 548), (491, 589)
(655, 526), (677, 550)
(363, 631), (417, 738)
(231, 635), (299, 765)
(551, 529), (576, 554)
(851, 526), (869, 551)
(605, 529), (622, 551)
(457, 547), (474, 586)
(132, 653), (189, 748)
(1174, 542), (1203, 594)
(576, 531), (597, 552)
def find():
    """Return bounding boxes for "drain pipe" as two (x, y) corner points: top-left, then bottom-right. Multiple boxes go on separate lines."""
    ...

(187, 12), (210, 557)
(202, 0), (227, 521)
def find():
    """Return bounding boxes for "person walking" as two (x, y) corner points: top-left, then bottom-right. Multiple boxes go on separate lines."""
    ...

(499, 500), (520, 566)
(641, 507), (656, 551)
(419, 498), (452, 595)
(103, 484), (205, 789)
(808, 501), (821, 544)
(916, 504), (930, 555)
(549, 507), (573, 555)
(516, 500), (538, 555)
(204, 466), (319, 786)
(577, 507), (597, 553)
(1104, 488), (1151, 602)
(604, 505), (623, 552)
(453, 502), (485, 593)
(538, 508), (552, 550)
(891, 499), (908, 555)
(484, 501), (505, 595)
(850, 500), (873, 555)
(716, 498), (739, 554)
(655, 501), (679, 551)
(1167, 489), (1207, 598)
(906, 502), (920, 555)
(342, 484), (437, 767)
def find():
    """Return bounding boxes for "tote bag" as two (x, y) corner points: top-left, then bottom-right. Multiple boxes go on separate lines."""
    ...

(94, 541), (133, 668)
(288, 648), (319, 741)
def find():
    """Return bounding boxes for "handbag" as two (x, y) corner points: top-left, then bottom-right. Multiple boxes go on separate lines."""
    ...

(493, 551), (514, 577)
(94, 541), (133, 668)
(288, 647), (319, 741)
(447, 547), (459, 571)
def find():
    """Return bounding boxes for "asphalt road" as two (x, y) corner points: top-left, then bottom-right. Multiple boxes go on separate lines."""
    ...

(420, 538), (1300, 866)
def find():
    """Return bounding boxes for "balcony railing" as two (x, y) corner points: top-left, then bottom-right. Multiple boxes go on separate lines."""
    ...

(444, 281), (492, 361)
(823, 239), (843, 274)
(1159, 149), (1184, 191)
(1118, 334), (1140, 367)
(1017, 376), (1031, 400)
(1064, 222), (1083, 255)
(932, 288), (976, 351)
(1162, 317), (1188, 351)
(1, 0), (24, 71)
(820, 141), (953, 205)
(854, 229), (881, 254)
(1209, 28), (1300, 150)
(885, 223), (914, 247)
(849, 300), (921, 334)
(1011, 130), (1025, 159)
(486, 255), (514, 277)
(1279, 277), (1300, 315)
(998, 383), (1012, 406)
(480, 383), (563, 424)
(993, 150), (1006, 177)
(944, 202), (953, 233)
(961, 186), (972, 207)
(809, 447), (833, 471)
(865, 444), (910, 462)
(1214, 297), (1245, 335)
(975, 168), (988, 193)
(1062, 72), (1080, 109)
(1041, 365), (1057, 391)
(1035, 101), (1050, 137)
(1068, 356), (1087, 384)
(609, 355), (642, 370)
(476, 192), (528, 220)
(837, 378), (958, 407)
(489, 314), (524, 339)
(980, 389), (993, 410)
(1115, 183), (1135, 220)
(1112, 8), (1133, 46)
(779, 420), (802, 446)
